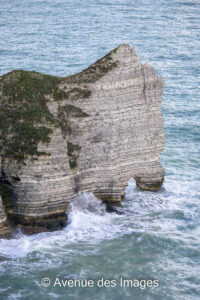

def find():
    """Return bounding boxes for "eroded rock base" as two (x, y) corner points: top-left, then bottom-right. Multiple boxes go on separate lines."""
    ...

(12, 212), (67, 235)
(136, 178), (164, 191)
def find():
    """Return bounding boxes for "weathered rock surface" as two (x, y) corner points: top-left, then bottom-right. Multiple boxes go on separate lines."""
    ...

(0, 44), (165, 236)
(0, 196), (11, 238)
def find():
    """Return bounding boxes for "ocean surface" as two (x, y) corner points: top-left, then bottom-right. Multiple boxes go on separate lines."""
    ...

(0, 0), (200, 299)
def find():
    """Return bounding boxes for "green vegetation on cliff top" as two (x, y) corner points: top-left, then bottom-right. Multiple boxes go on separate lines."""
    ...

(0, 47), (118, 164)
(0, 70), (59, 162)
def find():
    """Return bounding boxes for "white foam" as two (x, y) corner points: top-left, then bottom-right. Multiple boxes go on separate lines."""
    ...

(0, 180), (199, 259)
(0, 193), (124, 258)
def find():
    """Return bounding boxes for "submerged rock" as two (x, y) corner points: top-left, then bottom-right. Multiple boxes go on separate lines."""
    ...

(104, 201), (124, 215)
(0, 44), (165, 236)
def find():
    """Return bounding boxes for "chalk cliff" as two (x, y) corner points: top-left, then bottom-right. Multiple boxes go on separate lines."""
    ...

(0, 44), (165, 237)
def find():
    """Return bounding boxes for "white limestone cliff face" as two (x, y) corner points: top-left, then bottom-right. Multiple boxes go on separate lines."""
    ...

(0, 44), (165, 236)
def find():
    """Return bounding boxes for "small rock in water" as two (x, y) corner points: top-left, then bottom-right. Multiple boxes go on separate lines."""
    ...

(105, 202), (124, 215)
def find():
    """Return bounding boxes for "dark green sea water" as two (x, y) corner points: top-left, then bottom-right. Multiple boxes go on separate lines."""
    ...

(0, 0), (200, 299)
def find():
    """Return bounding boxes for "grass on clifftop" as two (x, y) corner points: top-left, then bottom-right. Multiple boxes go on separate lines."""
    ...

(0, 70), (60, 163)
(62, 49), (118, 84)
(0, 47), (119, 164)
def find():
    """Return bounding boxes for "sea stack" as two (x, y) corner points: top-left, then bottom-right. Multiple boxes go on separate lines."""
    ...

(0, 44), (165, 236)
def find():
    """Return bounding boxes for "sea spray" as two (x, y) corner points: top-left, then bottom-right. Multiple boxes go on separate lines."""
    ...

(68, 192), (106, 215)
(0, 0), (199, 298)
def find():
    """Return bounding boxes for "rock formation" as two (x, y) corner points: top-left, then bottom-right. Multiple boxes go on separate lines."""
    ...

(0, 195), (11, 238)
(0, 44), (165, 237)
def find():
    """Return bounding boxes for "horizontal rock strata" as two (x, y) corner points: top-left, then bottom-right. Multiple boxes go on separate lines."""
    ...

(0, 44), (165, 236)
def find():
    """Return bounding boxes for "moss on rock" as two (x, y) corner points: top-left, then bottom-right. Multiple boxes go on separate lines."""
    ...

(54, 87), (92, 101)
(56, 104), (89, 138)
(67, 141), (81, 170)
(0, 70), (59, 163)
(0, 47), (118, 164)
(59, 104), (89, 118)
(62, 47), (118, 84)
(0, 183), (13, 210)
